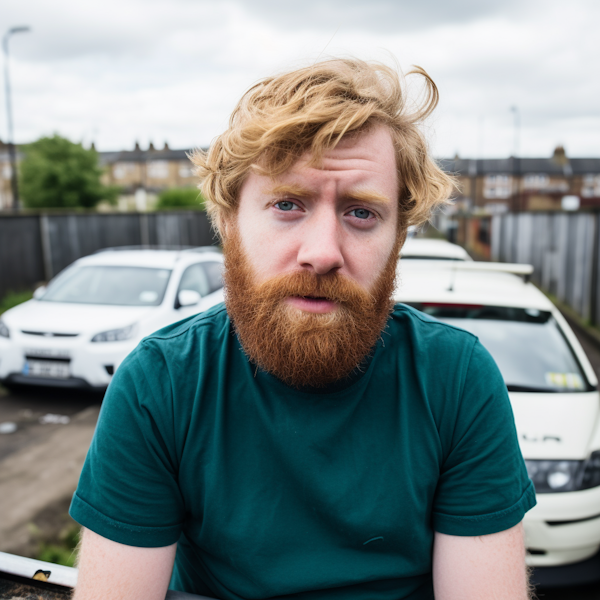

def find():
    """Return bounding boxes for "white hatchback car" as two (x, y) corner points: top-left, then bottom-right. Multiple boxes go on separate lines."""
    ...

(0, 247), (224, 391)
(396, 259), (600, 586)
(400, 238), (473, 261)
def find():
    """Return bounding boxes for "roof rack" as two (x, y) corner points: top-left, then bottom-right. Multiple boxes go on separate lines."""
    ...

(93, 245), (220, 254)
(449, 262), (533, 276)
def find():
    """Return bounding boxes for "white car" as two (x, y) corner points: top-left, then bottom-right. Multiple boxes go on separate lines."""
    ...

(400, 238), (472, 261)
(396, 259), (600, 586)
(0, 247), (224, 391)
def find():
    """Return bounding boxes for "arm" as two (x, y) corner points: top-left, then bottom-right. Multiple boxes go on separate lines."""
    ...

(73, 528), (177, 600)
(432, 523), (532, 600)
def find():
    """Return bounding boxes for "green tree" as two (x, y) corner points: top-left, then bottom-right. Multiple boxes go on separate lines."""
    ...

(19, 135), (119, 209)
(155, 187), (205, 210)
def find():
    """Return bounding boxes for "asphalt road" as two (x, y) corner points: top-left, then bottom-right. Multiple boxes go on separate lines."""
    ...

(1, 316), (600, 598)
(0, 386), (101, 462)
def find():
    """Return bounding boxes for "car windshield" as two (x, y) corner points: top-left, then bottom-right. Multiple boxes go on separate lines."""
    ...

(407, 304), (588, 393)
(41, 266), (172, 306)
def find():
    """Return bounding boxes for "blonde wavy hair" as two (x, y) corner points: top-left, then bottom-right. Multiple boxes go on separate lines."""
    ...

(191, 58), (454, 236)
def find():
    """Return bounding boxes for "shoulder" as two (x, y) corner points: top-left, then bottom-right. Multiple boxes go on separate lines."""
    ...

(384, 304), (502, 405)
(144, 302), (229, 343)
(118, 303), (230, 380)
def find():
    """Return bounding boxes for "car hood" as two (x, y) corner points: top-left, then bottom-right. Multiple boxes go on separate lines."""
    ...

(511, 391), (600, 460)
(2, 300), (156, 336)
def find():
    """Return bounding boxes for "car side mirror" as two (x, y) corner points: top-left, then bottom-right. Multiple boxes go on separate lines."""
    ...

(178, 290), (201, 308)
(33, 286), (46, 300)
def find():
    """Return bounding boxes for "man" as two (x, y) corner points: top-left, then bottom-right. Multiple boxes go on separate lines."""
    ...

(70, 59), (535, 600)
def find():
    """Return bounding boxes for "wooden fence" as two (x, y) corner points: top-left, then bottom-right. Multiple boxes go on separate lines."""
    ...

(0, 211), (216, 299)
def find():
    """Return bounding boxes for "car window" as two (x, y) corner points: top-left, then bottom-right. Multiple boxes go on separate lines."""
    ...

(178, 261), (223, 297)
(406, 304), (589, 393)
(41, 266), (172, 306)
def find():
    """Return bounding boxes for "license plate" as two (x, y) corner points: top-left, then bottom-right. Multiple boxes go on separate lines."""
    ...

(23, 360), (70, 379)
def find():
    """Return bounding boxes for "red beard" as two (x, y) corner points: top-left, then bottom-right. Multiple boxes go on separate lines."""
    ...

(223, 228), (400, 388)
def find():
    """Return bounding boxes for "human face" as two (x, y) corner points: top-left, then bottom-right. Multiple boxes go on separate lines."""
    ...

(232, 123), (400, 313)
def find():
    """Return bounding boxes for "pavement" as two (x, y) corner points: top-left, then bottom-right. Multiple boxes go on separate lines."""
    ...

(0, 394), (100, 556)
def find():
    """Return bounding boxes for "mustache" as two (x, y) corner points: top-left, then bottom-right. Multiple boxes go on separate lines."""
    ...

(253, 269), (375, 306)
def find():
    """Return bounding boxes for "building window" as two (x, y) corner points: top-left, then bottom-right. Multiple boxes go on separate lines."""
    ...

(148, 160), (169, 179)
(179, 163), (193, 178)
(113, 163), (137, 180)
(523, 174), (549, 189)
(582, 175), (600, 198)
(484, 174), (512, 199)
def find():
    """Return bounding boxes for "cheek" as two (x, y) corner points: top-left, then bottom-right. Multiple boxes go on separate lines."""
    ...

(238, 224), (298, 282)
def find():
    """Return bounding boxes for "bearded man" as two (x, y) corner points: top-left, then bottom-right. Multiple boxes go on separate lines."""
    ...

(71, 59), (535, 600)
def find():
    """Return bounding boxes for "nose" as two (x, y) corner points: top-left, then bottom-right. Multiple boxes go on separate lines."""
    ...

(296, 209), (344, 275)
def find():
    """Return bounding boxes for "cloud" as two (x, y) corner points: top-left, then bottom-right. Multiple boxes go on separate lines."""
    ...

(235, 0), (529, 33)
(3, 0), (599, 159)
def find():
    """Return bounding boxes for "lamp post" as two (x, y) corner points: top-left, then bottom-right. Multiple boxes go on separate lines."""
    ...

(510, 105), (520, 158)
(510, 105), (521, 211)
(3, 26), (30, 211)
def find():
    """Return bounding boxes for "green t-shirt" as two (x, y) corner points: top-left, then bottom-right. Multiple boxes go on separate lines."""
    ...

(70, 303), (535, 600)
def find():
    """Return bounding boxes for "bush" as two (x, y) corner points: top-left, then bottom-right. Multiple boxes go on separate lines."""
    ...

(156, 188), (204, 210)
(0, 290), (33, 315)
(36, 523), (81, 568)
(20, 134), (120, 209)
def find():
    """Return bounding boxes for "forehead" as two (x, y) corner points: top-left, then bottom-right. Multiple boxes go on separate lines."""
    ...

(243, 123), (398, 201)
(293, 123), (397, 182)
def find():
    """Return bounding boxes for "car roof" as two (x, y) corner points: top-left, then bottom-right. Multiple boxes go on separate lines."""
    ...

(400, 238), (472, 261)
(395, 261), (553, 311)
(74, 247), (222, 270)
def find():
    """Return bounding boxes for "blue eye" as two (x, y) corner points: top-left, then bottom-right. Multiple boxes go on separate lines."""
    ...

(351, 208), (372, 220)
(276, 201), (296, 211)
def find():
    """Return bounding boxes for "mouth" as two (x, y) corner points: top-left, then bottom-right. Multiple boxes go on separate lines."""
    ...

(286, 295), (339, 314)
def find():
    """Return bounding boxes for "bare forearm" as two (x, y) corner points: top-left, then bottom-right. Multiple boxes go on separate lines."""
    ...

(433, 523), (532, 600)
(73, 528), (176, 600)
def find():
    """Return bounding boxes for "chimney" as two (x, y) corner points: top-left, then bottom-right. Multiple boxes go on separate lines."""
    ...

(552, 145), (567, 165)
(163, 141), (170, 151)
(149, 141), (155, 151)
(134, 141), (141, 151)
(90, 141), (96, 151)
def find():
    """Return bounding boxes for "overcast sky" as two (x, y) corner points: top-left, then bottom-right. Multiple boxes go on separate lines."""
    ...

(4, 0), (600, 158)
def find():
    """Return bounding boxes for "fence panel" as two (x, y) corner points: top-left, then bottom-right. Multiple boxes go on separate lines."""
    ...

(0, 216), (45, 298)
(0, 211), (215, 296)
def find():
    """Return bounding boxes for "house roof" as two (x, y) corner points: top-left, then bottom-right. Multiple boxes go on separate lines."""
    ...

(96, 144), (600, 176)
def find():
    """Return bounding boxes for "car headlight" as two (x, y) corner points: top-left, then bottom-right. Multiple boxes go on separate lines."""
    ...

(91, 324), (136, 343)
(580, 451), (600, 490)
(0, 320), (9, 338)
(526, 454), (600, 493)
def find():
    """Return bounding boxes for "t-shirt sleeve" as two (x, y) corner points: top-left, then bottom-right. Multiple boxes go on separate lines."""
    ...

(69, 341), (185, 547)
(432, 338), (536, 536)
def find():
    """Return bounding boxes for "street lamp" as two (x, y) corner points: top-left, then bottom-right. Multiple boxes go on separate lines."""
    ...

(3, 26), (31, 211)
(510, 105), (521, 211)
(510, 105), (520, 158)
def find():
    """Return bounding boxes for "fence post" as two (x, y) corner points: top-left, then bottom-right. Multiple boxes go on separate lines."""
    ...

(39, 214), (53, 281)
(590, 212), (600, 326)
(139, 213), (150, 247)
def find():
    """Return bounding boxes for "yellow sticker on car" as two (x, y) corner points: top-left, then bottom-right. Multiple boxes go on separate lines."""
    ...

(545, 372), (585, 390)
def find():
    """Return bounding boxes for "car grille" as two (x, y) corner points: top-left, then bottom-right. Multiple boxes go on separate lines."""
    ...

(21, 330), (79, 337)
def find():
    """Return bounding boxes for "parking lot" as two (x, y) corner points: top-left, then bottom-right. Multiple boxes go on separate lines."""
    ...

(1, 314), (600, 598)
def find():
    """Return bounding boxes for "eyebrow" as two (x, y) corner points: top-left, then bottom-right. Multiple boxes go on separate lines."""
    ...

(343, 189), (393, 206)
(265, 184), (313, 198)
(265, 184), (393, 206)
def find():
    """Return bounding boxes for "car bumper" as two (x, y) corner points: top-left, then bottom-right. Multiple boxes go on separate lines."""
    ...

(0, 334), (137, 389)
(524, 484), (600, 577)
(530, 548), (600, 587)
